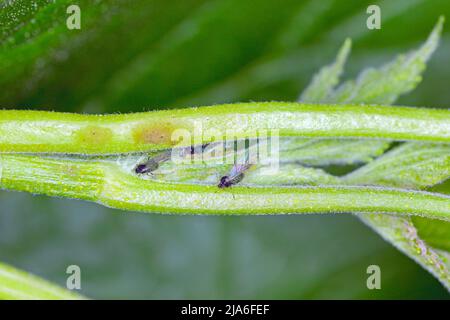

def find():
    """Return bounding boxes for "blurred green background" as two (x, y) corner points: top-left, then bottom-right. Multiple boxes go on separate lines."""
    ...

(1, 0), (450, 299)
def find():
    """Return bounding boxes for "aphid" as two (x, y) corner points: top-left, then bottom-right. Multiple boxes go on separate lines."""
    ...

(135, 158), (160, 174)
(134, 143), (211, 175)
(134, 151), (171, 174)
(218, 163), (252, 188)
(218, 139), (256, 188)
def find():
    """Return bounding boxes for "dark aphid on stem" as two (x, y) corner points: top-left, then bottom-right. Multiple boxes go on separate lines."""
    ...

(134, 151), (171, 175)
(218, 163), (252, 188)
(135, 143), (211, 175)
(135, 159), (160, 174)
(218, 139), (255, 188)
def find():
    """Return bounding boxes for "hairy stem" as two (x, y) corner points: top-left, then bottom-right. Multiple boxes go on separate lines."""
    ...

(1, 102), (449, 154)
(0, 154), (449, 219)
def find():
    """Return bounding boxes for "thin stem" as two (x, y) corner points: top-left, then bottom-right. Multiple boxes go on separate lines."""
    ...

(1, 154), (449, 220)
(1, 102), (449, 154)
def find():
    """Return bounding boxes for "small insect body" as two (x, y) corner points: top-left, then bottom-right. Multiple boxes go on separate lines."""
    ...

(218, 163), (252, 188)
(134, 151), (171, 175)
(135, 158), (160, 174)
(134, 143), (211, 175)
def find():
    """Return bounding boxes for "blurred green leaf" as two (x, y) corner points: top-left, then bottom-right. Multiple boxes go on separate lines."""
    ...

(329, 16), (444, 104)
(300, 38), (351, 102)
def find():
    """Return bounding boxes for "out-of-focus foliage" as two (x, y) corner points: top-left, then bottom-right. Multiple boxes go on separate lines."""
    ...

(1, 0), (450, 298)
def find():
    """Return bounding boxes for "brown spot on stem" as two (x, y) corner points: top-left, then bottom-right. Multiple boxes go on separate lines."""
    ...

(132, 123), (177, 146)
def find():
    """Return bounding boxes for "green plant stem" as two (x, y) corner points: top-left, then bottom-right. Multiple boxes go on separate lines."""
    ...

(1, 102), (449, 154)
(0, 154), (449, 219)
